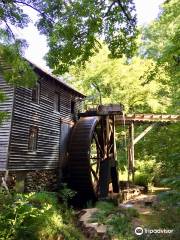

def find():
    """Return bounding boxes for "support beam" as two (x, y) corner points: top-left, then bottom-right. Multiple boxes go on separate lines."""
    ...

(128, 122), (135, 183)
(133, 123), (157, 145)
(106, 115), (110, 159)
(116, 114), (180, 125)
(113, 115), (117, 162)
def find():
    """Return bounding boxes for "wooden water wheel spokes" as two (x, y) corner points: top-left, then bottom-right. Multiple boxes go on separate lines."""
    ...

(90, 131), (102, 195)
(68, 116), (119, 206)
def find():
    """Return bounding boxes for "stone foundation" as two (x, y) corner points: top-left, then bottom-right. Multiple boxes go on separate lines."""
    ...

(25, 169), (58, 192)
(0, 169), (59, 192)
(0, 171), (16, 190)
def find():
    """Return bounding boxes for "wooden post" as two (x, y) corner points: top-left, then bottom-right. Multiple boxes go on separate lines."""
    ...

(128, 122), (135, 183)
(106, 115), (110, 159)
(127, 146), (131, 185)
(113, 115), (117, 162)
(111, 115), (119, 193)
(99, 116), (111, 198)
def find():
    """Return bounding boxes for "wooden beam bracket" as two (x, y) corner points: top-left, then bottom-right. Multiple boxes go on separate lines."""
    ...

(133, 123), (157, 145)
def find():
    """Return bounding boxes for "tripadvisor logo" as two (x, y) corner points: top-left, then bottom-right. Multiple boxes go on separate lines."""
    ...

(135, 227), (174, 236)
(135, 227), (143, 235)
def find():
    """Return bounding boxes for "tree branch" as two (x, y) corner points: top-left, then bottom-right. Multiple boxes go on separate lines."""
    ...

(116, 0), (132, 22)
(3, 20), (16, 40)
(13, 0), (55, 24)
(104, 1), (116, 17)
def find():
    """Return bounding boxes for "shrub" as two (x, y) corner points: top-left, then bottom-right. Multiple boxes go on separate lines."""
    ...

(58, 183), (76, 207)
(134, 173), (149, 187)
(134, 159), (162, 187)
(0, 191), (84, 240)
(160, 177), (180, 191)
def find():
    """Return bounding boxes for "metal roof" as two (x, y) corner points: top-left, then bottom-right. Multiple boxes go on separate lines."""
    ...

(0, 56), (85, 98)
(29, 60), (85, 98)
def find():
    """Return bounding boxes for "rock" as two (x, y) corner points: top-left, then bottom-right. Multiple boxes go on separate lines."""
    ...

(144, 201), (153, 207)
(77, 208), (110, 240)
(119, 203), (134, 208)
(120, 186), (146, 202)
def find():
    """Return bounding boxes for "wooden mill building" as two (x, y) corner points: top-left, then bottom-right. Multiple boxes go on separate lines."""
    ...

(1, 60), (180, 204)
(0, 62), (85, 191)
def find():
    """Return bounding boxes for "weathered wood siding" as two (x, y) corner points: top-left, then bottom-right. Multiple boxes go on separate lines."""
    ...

(0, 77), (14, 170)
(59, 121), (73, 168)
(8, 75), (83, 171)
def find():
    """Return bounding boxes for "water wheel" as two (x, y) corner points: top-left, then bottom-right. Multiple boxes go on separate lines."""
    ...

(68, 116), (119, 206)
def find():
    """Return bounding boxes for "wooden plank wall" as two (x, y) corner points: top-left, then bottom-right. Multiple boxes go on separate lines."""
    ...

(59, 121), (74, 171)
(8, 77), (83, 171)
(0, 77), (14, 170)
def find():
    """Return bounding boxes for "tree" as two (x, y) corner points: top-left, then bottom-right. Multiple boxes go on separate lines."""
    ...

(0, 0), (37, 86)
(68, 43), (179, 180)
(140, 0), (180, 113)
(0, 0), (138, 75)
(68, 45), (170, 113)
(36, 0), (138, 74)
(0, 0), (138, 123)
(0, 0), (37, 123)
(134, 0), (180, 180)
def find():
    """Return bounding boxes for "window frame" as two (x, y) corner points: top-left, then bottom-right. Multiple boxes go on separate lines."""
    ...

(54, 92), (60, 112)
(28, 126), (39, 152)
(32, 82), (40, 104)
(71, 100), (75, 115)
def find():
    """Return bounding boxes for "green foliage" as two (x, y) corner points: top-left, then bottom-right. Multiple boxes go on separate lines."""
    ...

(0, 45), (37, 124)
(134, 173), (148, 187)
(69, 46), (170, 112)
(141, 0), (180, 112)
(134, 159), (162, 187)
(91, 201), (137, 239)
(157, 190), (180, 206)
(58, 183), (76, 207)
(0, 45), (37, 87)
(0, 111), (8, 125)
(0, 0), (138, 124)
(59, 183), (76, 202)
(125, 207), (139, 218)
(152, 191), (180, 239)
(0, 191), (84, 240)
(0, 1), (138, 75)
(28, 191), (58, 207)
(136, 123), (180, 180)
(0, 0), (37, 87)
(129, 1), (180, 185)
(36, 0), (138, 74)
(0, 91), (6, 102)
(160, 177), (180, 191)
(92, 201), (116, 223)
(68, 1), (180, 184)
(107, 214), (133, 239)
(0, 91), (8, 124)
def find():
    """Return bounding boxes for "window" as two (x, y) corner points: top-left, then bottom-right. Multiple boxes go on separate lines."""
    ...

(32, 82), (40, 103)
(28, 126), (38, 151)
(54, 92), (60, 112)
(71, 100), (75, 114)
